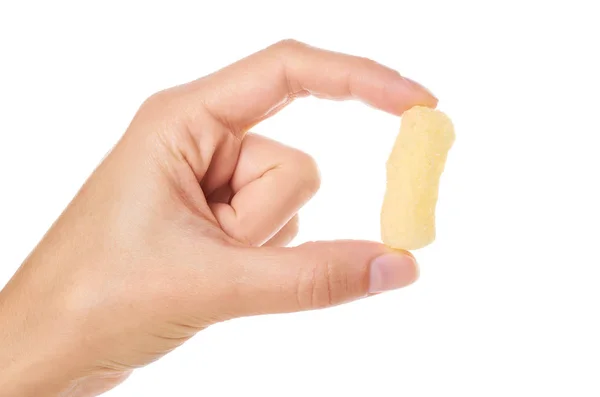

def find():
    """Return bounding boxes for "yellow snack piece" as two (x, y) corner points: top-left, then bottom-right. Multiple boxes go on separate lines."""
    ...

(381, 106), (455, 250)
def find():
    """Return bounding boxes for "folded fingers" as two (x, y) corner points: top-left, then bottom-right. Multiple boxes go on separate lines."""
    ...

(210, 133), (319, 246)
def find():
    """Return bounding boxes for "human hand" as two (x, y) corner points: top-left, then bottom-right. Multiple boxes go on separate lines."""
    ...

(0, 40), (437, 396)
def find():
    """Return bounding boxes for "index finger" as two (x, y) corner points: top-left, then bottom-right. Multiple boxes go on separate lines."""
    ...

(191, 39), (438, 137)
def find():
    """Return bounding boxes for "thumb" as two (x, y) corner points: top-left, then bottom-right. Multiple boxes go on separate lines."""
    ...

(227, 240), (419, 316)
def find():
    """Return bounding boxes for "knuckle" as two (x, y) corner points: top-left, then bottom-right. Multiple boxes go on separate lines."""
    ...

(356, 56), (378, 69)
(296, 245), (344, 310)
(300, 263), (333, 310)
(271, 38), (305, 54)
(141, 89), (172, 111)
(137, 88), (182, 120)
(292, 150), (322, 195)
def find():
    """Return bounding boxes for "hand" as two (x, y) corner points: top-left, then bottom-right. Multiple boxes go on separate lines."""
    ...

(0, 39), (436, 397)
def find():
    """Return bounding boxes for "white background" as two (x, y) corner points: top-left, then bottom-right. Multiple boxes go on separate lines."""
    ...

(1, 1), (599, 396)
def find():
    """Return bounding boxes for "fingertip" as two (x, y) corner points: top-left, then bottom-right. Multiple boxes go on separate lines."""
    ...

(385, 75), (439, 115)
(385, 246), (417, 261)
(402, 77), (439, 106)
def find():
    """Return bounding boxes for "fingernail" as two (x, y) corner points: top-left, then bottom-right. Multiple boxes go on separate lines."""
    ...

(369, 253), (419, 293)
(403, 77), (438, 101)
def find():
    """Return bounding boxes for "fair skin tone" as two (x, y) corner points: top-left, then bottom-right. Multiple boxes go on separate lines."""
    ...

(0, 39), (437, 396)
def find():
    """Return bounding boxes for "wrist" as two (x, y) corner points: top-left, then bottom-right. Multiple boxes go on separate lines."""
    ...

(0, 262), (82, 396)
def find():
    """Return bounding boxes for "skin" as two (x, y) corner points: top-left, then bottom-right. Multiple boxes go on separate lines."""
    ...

(0, 39), (437, 397)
